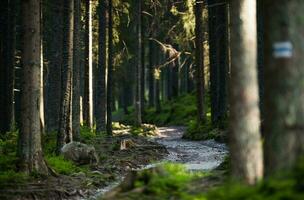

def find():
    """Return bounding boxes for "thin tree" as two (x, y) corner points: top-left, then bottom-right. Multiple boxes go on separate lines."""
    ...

(229, 0), (263, 184)
(18, 0), (48, 175)
(135, 0), (143, 126)
(57, 0), (74, 153)
(106, 0), (113, 135)
(194, 0), (206, 123)
(72, 0), (81, 141)
(263, 0), (304, 175)
(83, 0), (93, 129)
(96, 0), (108, 133)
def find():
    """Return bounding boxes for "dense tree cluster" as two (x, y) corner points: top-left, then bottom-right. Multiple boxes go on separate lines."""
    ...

(0, 0), (303, 188)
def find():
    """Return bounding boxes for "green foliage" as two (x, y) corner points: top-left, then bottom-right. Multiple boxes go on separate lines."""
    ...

(144, 94), (197, 126)
(0, 130), (18, 154)
(0, 170), (29, 186)
(133, 163), (207, 199)
(46, 155), (86, 175)
(80, 126), (97, 141)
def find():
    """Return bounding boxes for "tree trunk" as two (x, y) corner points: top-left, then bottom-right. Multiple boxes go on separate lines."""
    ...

(208, 0), (228, 127)
(135, 0), (142, 126)
(96, 0), (108, 133)
(229, 0), (263, 184)
(106, 0), (113, 134)
(194, 0), (206, 123)
(263, 0), (304, 175)
(18, 0), (48, 175)
(45, 0), (63, 133)
(57, 0), (74, 153)
(0, 0), (16, 133)
(257, 0), (264, 123)
(148, 37), (155, 107)
(83, 0), (93, 129)
(72, 0), (81, 141)
(141, 30), (145, 114)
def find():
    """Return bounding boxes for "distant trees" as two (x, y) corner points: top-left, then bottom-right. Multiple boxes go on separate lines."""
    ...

(229, 0), (263, 184)
(0, 0), (16, 133)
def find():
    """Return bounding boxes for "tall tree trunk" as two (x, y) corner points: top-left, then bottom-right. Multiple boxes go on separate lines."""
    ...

(135, 0), (142, 126)
(72, 0), (81, 141)
(18, 0), (48, 175)
(0, 0), (16, 133)
(155, 50), (161, 113)
(229, 0), (263, 184)
(57, 0), (74, 153)
(208, 0), (229, 127)
(45, 0), (63, 133)
(148, 37), (155, 107)
(141, 27), (145, 114)
(264, 0), (304, 175)
(83, 0), (93, 129)
(257, 0), (264, 124)
(96, 0), (108, 133)
(194, 0), (206, 123)
(106, 0), (113, 134)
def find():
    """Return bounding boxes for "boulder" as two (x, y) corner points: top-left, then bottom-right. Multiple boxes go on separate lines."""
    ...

(61, 142), (99, 165)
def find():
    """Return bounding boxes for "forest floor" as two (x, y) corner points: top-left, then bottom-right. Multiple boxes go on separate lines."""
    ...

(0, 126), (168, 200)
(99, 126), (228, 200)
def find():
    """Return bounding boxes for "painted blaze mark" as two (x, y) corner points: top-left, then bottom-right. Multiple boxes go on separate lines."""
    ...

(273, 41), (293, 58)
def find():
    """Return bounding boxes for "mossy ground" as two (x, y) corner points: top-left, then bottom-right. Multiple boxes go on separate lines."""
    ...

(0, 124), (167, 200)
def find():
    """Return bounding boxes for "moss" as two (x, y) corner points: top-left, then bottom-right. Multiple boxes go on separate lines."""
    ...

(45, 155), (88, 175)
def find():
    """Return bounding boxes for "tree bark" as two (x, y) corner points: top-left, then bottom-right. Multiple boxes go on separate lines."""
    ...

(83, 0), (93, 129)
(18, 0), (48, 175)
(194, 0), (206, 123)
(208, 0), (228, 127)
(72, 0), (81, 141)
(263, 0), (304, 175)
(229, 0), (263, 184)
(106, 0), (113, 134)
(57, 0), (74, 153)
(96, 0), (108, 133)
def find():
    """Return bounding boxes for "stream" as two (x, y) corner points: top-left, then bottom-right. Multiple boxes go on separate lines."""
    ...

(86, 126), (228, 200)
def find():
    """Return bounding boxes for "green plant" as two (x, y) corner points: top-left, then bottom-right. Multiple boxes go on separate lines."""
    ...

(46, 155), (85, 175)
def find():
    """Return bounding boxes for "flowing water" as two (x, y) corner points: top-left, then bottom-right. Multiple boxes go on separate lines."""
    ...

(86, 126), (228, 199)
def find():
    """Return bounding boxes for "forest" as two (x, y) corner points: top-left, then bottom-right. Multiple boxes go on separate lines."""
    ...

(1, 0), (304, 199)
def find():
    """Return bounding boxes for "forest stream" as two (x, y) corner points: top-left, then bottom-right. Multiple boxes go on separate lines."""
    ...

(88, 126), (228, 200)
